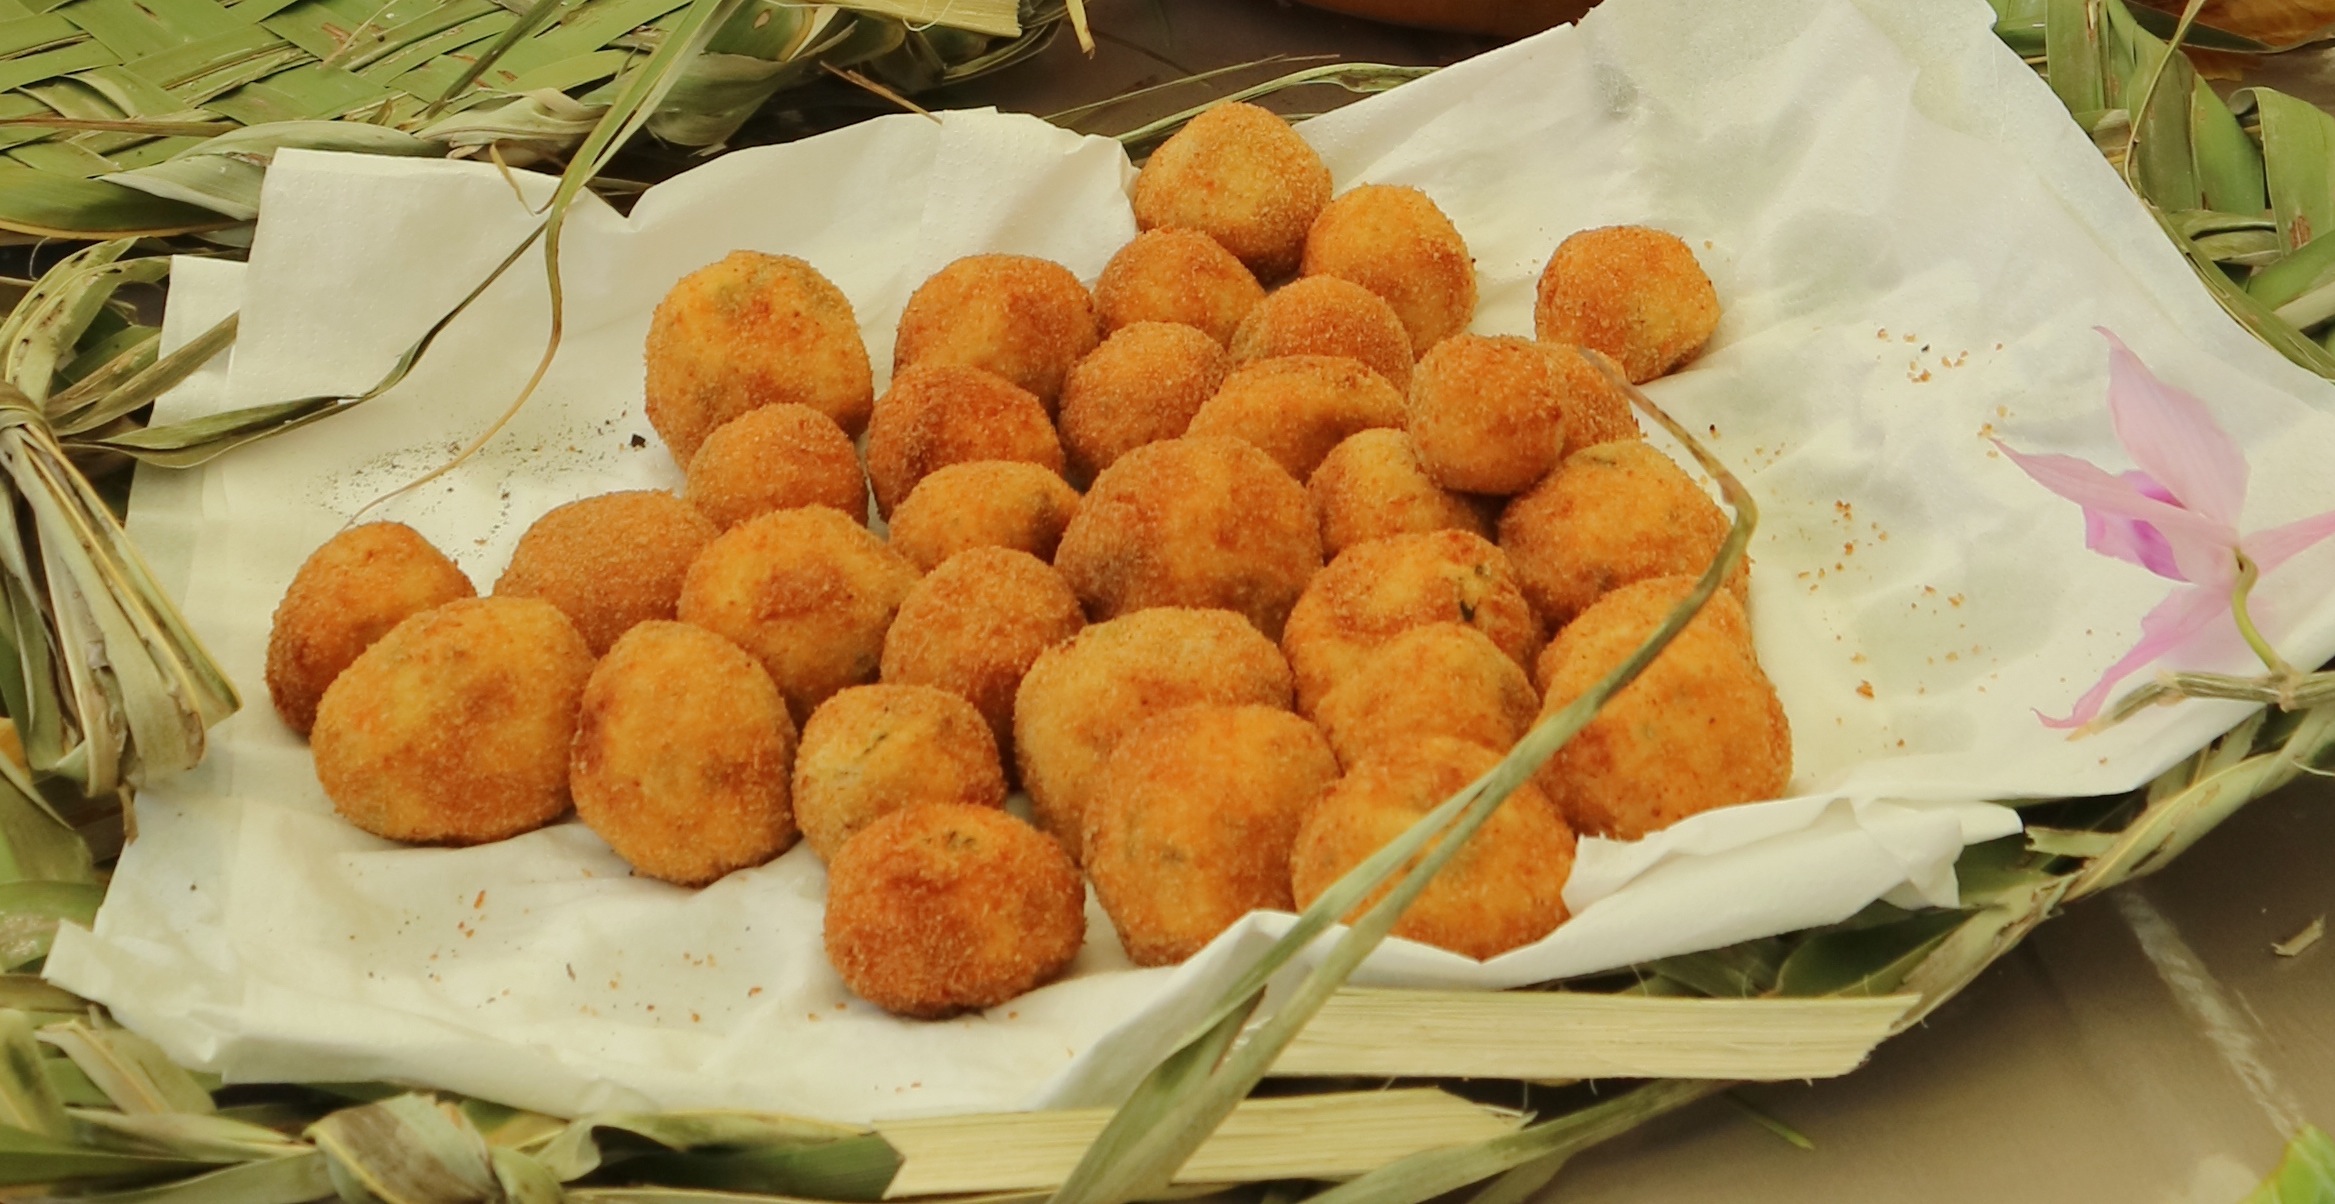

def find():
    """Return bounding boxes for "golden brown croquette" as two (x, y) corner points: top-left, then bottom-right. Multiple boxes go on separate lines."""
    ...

(1306, 429), (1490, 560)
(1230, 276), (1414, 392)
(880, 546), (1085, 758)
(676, 507), (919, 726)
(683, 403), (866, 530)
(1057, 322), (1229, 483)
(1301, 184), (1476, 355)
(1403, 334), (1570, 496)
(266, 522), (474, 736)
(863, 363), (1064, 518)
(793, 684), (1006, 862)
(1094, 229), (1265, 346)
(1084, 705), (1338, 966)
(1131, 102), (1331, 280)
(1312, 623), (1538, 770)
(1053, 436), (1321, 641)
(892, 254), (1099, 411)
(1531, 576), (1788, 841)
(1013, 607), (1293, 862)
(885, 460), (1083, 574)
(1534, 226), (1721, 383)
(1290, 737), (1575, 961)
(644, 251), (873, 462)
(1546, 344), (1642, 456)
(823, 803), (1085, 1018)
(493, 491), (717, 656)
(1186, 355), (1405, 481)
(1281, 529), (1540, 715)
(312, 597), (592, 845)
(1499, 440), (1745, 630)
(571, 621), (798, 885)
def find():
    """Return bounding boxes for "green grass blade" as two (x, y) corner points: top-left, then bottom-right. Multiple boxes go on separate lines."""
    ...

(422, 0), (572, 115)
(1770, 910), (1969, 997)
(41, 1021), (218, 1115)
(0, 1009), (71, 1139)
(2042, 0), (2104, 115)
(1110, 63), (1435, 150)
(43, 1151), (337, 1204)
(2252, 88), (2335, 249)
(2190, 76), (2265, 214)
(76, 395), (350, 467)
(50, 311), (235, 437)
(528, 1112), (878, 1181)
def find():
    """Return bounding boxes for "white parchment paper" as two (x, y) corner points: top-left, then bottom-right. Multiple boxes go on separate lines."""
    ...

(46, 0), (2335, 1122)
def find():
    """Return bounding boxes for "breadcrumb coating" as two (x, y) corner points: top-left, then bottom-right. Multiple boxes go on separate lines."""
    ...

(493, 490), (717, 656)
(266, 522), (474, 736)
(886, 461), (1082, 574)
(1281, 529), (1540, 715)
(1187, 354), (1404, 481)
(864, 363), (1064, 518)
(793, 684), (1006, 862)
(881, 546), (1085, 760)
(1313, 623), (1538, 770)
(1533, 226), (1720, 383)
(1058, 322), (1228, 483)
(1131, 102), (1331, 280)
(893, 254), (1099, 411)
(1094, 229), (1265, 346)
(1301, 184), (1476, 356)
(1231, 276), (1414, 392)
(1404, 334), (1570, 496)
(1305, 429), (1489, 560)
(1499, 440), (1746, 630)
(684, 403), (867, 530)
(645, 251), (873, 462)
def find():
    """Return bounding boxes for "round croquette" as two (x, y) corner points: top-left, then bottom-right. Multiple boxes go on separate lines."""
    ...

(863, 363), (1064, 518)
(1531, 576), (1789, 841)
(493, 491), (717, 656)
(571, 622), (798, 885)
(683, 403), (866, 529)
(1186, 355), (1405, 481)
(1281, 529), (1540, 715)
(644, 251), (874, 462)
(1404, 335), (1570, 496)
(1057, 322), (1229, 482)
(823, 803), (1084, 1018)
(1230, 276), (1414, 392)
(1290, 737), (1575, 961)
(311, 597), (592, 845)
(1094, 229), (1265, 345)
(1306, 429), (1489, 560)
(1546, 344), (1642, 457)
(1312, 623), (1538, 770)
(266, 522), (475, 736)
(676, 507), (919, 726)
(793, 685), (1006, 862)
(1499, 440), (1745, 629)
(880, 547), (1085, 756)
(1013, 608), (1293, 862)
(1130, 102), (1331, 280)
(1053, 436), (1321, 640)
(891, 254), (1099, 411)
(1084, 705), (1338, 966)
(1534, 226), (1721, 383)
(885, 461), (1083, 574)
(1301, 184), (1476, 355)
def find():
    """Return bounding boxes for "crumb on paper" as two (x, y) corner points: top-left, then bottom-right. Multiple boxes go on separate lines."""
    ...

(1855, 681), (1874, 699)
(2273, 917), (2325, 958)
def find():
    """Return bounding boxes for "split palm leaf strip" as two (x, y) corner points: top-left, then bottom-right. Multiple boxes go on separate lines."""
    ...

(0, 0), (1060, 239)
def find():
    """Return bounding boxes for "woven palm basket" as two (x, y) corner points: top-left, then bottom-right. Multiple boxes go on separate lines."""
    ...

(1, 0), (2334, 1201)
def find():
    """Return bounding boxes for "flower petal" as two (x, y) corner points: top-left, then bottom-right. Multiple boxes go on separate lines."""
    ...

(2085, 470), (2185, 579)
(1995, 440), (2235, 584)
(2241, 507), (2335, 573)
(2042, 583), (2233, 729)
(2098, 329), (2249, 527)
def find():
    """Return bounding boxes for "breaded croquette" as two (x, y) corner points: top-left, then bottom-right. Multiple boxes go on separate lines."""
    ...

(864, 364), (1064, 518)
(1534, 226), (1720, 383)
(886, 461), (1082, 574)
(1312, 623), (1538, 770)
(793, 685), (1006, 862)
(645, 251), (873, 461)
(1131, 102), (1331, 280)
(494, 491), (717, 656)
(880, 547), (1085, 759)
(1500, 440), (1745, 629)
(684, 403), (866, 529)
(1186, 355), (1404, 481)
(1281, 529), (1540, 715)
(1057, 322), (1229, 483)
(1404, 335), (1571, 496)
(266, 522), (474, 736)
(1306, 429), (1490, 560)
(1230, 276), (1414, 392)
(892, 254), (1099, 412)
(1094, 229), (1265, 346)
(1302, 184), (1476, 356)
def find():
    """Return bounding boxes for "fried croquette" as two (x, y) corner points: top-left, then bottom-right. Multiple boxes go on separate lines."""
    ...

(823, 803), (1084, 1018)
(1084, 705), (1338, 966)
(886, 461), (1082, 574)
(892, 254), (1099, 410)
(645, 251), (874, 462)
(1230, 276), (1414, 392)
(1094, 229), (1265, 345)
(1301, 184), (1476, 355)
(1532, 576), (1788, 841)
(683, 403), (866, 530)
(793, 685), (1006, 862)
(571, 622), (798, 885)
(1290, 737), (1575, 961)
(864, 363), (1065, 517)
(1186, 355), (1405, 481)
(1313, 624), (1538, 770)
(881, 547), (1085, 757)
(1013, 608), (1293, 861)
(1404, 335), (1572, 496)
(1057, 322), (1229, 482)
(494, 491), (717, 656)
(1534, 226), (1720, 383)
(1546, 344), (1642, 456)
(312, 597), (592, 845)
(266, 522), (474, 736)
(1281, 529), (1540, 715)
(1306, 429), (1489, 559)
(1131, 102), (1331, 280)
(1500, 440), (1745, 629)
(676, 507), (918, 726)
(1054, 436), (1321, 640)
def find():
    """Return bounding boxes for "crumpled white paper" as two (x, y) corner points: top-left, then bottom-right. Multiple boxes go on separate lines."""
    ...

(45, 0), (2335, 1123)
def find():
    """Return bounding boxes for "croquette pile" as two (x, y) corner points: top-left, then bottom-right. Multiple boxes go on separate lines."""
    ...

(266, 102), (1790, 1021)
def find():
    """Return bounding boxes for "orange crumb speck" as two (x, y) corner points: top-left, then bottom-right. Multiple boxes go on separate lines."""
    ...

(1856, 681), (1875, 699)
(748, 987), (764, 997)
(472, 891), (486, 909)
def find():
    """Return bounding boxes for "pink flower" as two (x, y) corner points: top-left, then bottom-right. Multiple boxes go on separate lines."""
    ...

(1995, 329), (2335, 728)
